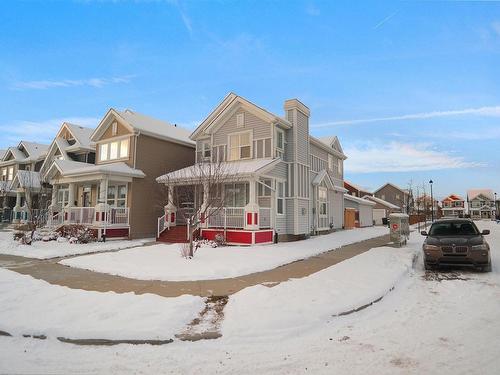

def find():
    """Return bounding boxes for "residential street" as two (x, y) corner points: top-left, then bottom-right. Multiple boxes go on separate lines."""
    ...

(1, 221), (499, 374)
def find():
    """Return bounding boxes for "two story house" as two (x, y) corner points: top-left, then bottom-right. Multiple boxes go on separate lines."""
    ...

(0, 141), (49, 222)
(467, 189), (495, 220)
(156, 93), (347, 245)
(44, 109), (195, 239)
(344, 180), (372, 198)
(373, 183), (410, 213)
(441, 194), (465, 218)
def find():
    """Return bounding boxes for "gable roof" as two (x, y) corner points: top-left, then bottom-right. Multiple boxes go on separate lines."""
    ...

(344, 180), (372, 195)
(20, 141), (49, 160)
(310, 136), (347, 160)
(63, 123), (95, 151)
(190, 93), (292, 140)
(0, 150), (6, 160)
(1, 142), (48, 164)
(11, 170), (42, 190)
(362, 195), (401, 210)
(467, 189), (494, 201)
(91, 108), (194, 148)
(373, 182), (409, 196)
(319, 135), (344, 155)
(442, 194), (464, 202)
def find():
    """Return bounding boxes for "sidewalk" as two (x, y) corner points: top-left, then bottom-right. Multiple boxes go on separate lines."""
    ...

(0, 234), (390, 297)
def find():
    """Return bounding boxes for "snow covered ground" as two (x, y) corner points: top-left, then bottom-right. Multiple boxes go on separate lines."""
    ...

(0, 230), (152, 259)
(60, 225), (388, 281)
(0, 268), (204, 340)
(1, 221), (499, 374)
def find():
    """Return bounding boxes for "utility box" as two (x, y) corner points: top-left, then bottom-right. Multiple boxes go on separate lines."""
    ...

(389, 213), (410, 247)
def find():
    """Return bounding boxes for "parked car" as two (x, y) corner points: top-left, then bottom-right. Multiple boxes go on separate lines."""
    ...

(421, 219), (491, 272)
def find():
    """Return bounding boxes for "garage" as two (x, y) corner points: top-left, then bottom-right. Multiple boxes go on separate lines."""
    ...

(344, 194), (376, 227)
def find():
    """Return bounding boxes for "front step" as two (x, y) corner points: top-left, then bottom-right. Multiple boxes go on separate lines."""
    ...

(157, 225), (189, 243)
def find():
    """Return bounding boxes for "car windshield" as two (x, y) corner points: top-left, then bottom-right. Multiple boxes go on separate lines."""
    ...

(429, 222), (479, 236)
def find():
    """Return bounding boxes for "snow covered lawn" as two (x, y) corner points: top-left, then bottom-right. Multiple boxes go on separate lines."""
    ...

(0, 268), (203, 340)
(0, 230), (152, 259)
(60, 226), (388, 281)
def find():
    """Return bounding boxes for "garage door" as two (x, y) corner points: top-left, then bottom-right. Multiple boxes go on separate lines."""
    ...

(373, 209), (386, 225)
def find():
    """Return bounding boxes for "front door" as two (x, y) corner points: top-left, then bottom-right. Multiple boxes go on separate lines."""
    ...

(82, 187), (91, 207)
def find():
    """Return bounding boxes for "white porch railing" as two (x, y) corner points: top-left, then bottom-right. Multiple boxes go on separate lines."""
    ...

(157, 214), (166, 238)
(259, 207), (271, 229)
(207, 207), (245, 229)
(45, 207), (129, 228)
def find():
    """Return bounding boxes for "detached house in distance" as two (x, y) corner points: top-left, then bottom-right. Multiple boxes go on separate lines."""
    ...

(467, 189), (496, 220)
(441, 194), (465, 218)
(44, 109), (195, 239)
(157, 93), (347, 245)
(373, 183), (410, 213)
(0, 141), (49, 222)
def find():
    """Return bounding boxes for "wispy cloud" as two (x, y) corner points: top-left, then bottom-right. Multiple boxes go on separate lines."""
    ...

(345, 141), (483, 173)
(0, 117), (100, 147)
(12, 75), (134, 90)
(373, 10), (399, 30)
(312, 105), (500, 128)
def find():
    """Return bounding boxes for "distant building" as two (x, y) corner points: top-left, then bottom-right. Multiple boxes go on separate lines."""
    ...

(467, 189), (495, 220)
(344, 180), (372, 198)
(441, 194), (465, 218)
(373, 183), (410, 213)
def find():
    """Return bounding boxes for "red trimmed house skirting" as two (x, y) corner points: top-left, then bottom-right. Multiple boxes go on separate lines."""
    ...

(201, 228), (274, 245)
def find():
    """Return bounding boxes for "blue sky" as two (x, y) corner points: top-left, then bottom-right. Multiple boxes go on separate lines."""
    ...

(0, 0), (499, 199)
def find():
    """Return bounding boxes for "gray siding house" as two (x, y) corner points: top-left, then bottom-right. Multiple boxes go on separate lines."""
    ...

(157, 93), (347, 245)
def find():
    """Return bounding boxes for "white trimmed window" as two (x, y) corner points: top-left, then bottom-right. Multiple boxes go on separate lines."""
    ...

(277, 181), (285, 215)
(1, 168), (6, 181)
(202, 141), (211, 160)
(106, 184), (127, 207)
(112, 122), (118, 136)
(258, 179), (272, 197)
(275, 129), (284, 158)
(319, 187), (327, 216)
(228, 131), (252, 161)
(7, 167), (14, 181)
(57, 189), (69, 206)
(99, 139), (129, 162)
(328, 154), (334, 171)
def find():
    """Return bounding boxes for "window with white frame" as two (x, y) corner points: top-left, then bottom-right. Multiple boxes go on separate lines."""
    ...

(202, 141), (211, 160)
(318, 187), (327, 216)
(106, 184), (127, 207)
(277, 181), (285, 215)
(57, 189), (69, 206)
(224, 183), (249, 207)
(112, 122), (118, 136)
(7, 167), (14, 181)
(328, 154), (334, 171)
(1, 168), (6, 181)
(228, 131), (252, 161)
(254, 138), (272, 158)
(98, 139), (129, 162)
(258, 179), (272, 197)
(275, 129), (284, 158)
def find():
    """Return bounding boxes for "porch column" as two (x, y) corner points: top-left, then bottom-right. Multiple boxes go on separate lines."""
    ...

(200, 182), (209, 228)
(67, 183), (76, 207)
(244, 179), (259, 230)
(164, 186), (177, 227)
(50, 185), (58, 208)
(94, 178), (109, 239)
(12, 191), (22, 223)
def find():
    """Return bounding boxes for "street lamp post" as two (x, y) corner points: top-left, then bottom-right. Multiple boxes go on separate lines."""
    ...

(495, 192), (498, 220)
(429, 180), (434, 222)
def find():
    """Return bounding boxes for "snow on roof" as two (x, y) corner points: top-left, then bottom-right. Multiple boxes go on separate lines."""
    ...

(157, 159), (280, 184)
(0, 150), (5, 160)
(53, 159), (145, 178)
(20, 141), (49, 160)
(344, 194), (376, 206)
(362, 195), (401, 210)
(64, 123), (95, 150)
(12, 170), (42, 189)
(117, 109), (194, 147)
(442, 194), (464, 202)
(344, 180), (372, 194)
(3, 147), (26, 162)
(467, 189), (494, 201)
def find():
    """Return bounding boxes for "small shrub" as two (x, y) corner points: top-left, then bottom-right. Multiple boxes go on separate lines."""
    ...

(214, 233), (226, 247)
(13, 231), (25, 241)
(56, 225), (96, 244)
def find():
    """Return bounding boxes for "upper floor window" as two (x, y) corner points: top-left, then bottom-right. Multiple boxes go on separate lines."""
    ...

(1, 168), (6, 181)
(396, 194), (400, 200)
(99, 139), (129, 162)
(328, 154), (334, 171)
(7, 167), (14, 181)
(275, 129), (284, 158)
(228, 131), (251, 161)
(318, 187), (327, 216)
(202, 141), (211, 160)
(112, 122), (118, 136)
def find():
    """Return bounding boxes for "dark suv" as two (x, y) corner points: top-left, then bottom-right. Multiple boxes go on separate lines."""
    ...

(421, 219), (491, 272)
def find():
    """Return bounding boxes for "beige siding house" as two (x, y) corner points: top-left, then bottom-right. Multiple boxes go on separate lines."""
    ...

(44, 109), (195, 239)
(157, 93), (347, 245)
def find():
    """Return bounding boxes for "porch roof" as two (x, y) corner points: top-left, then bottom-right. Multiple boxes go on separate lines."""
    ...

(47, 159), (145, 180)
(11, 170), (42, 190)
(157, 158), (281, 185)
(344, 194), (376, 206)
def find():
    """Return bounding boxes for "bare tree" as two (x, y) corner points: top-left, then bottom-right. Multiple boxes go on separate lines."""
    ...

(16, 170), (51, 242)
(157, 161), (239, 258)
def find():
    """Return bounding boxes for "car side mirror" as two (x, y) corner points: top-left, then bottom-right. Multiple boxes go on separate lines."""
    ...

(482, 230), (490, 235)
(420, 231), (428, 236)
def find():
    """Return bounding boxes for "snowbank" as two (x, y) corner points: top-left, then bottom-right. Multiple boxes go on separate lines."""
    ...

(60, 226), (388, 281)
(0, 231), (152, 259)
(0, 268), (204, 340)
(222, 236), (420, 340)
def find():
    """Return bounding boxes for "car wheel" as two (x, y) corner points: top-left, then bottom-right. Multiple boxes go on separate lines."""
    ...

(482, 263), (492, 273)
